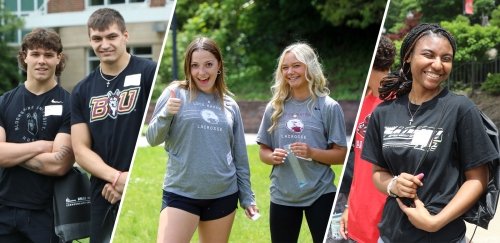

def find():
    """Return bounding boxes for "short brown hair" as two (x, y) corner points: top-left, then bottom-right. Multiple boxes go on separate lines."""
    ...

(87, 8), (126, 36)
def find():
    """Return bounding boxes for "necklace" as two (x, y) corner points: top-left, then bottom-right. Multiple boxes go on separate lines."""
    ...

(407, 101), (422, 126)
(99, 65), (125, 87)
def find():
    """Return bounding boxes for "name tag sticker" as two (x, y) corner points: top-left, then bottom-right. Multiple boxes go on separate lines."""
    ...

(124, 73), (141, 87)
(44, 105), (63, 116)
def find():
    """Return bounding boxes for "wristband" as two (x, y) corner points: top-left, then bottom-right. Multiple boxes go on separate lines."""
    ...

(387, 175), (398, 197)
(112, 171), (122, 187)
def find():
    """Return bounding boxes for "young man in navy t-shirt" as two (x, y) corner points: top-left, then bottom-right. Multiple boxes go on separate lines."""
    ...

(71, 8), (156, 243)
(0, 28), (74, 242)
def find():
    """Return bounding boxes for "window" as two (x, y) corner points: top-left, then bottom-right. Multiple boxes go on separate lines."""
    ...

(4, 1), (17, 11)
(90, 0), (105, 5)
(4, 0), (44, 13)
(87, 46), (153, 74)
(88, 49), (101, 73)
(5, 29), (31, 44)
(4, 31), (16, 43)
(129, 46), (153, 60)
(21, 0), (35, 11)
(89, 0), (145, 6)
(3, 0), (42, 44)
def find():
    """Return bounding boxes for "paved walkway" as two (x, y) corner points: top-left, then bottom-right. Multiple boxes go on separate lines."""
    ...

(465, 212), (500, 243)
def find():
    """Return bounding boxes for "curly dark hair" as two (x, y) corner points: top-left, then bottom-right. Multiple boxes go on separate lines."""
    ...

(378, 23), (457, 100)
(373, 35), (396, 71)
(17, 28), (66, 76)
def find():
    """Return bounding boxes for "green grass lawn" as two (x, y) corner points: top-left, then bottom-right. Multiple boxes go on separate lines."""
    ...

(113, 145), (343, 243)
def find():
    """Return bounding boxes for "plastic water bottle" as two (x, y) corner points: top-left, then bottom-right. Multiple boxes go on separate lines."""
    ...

(285, 144), (307, 188)
(330, 213), (343, 240)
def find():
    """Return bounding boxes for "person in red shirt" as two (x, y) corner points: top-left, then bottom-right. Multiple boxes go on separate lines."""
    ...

(339, 35), (396, 242)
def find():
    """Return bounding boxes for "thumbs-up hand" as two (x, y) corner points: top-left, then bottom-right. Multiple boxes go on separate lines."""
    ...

(166, 88), (181, 115)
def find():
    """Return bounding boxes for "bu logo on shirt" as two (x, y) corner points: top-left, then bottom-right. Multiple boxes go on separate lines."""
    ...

(89, 87), (140, 122)
(286, 118), (304, 133)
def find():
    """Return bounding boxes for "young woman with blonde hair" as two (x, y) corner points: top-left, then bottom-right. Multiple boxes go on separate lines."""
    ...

(257, 42), (347, 243)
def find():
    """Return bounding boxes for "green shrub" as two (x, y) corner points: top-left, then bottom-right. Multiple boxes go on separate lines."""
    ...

(481, 73), (500, 95)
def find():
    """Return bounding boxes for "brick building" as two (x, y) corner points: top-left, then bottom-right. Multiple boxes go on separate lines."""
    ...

(4, 0), (174, 91)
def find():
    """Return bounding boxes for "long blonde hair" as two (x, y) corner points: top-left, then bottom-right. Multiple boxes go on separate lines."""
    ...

(268, 42), (330, 132)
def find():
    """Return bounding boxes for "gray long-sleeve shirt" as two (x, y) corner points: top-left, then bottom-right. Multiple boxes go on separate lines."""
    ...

(146, 86), (255, 208)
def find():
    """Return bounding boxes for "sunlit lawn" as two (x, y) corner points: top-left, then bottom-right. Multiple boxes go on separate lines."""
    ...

(113, 144), (343, 243)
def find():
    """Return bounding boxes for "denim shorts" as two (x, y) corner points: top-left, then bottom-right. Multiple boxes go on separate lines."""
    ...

(161, 190), (238, 221)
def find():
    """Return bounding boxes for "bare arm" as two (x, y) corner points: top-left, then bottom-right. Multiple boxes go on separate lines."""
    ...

(290, 142), (347, 165)
(20, 133), (74, 176)
(71, 123), (127, 192)
(0, 126), (53, 168)
(309, 144), (347, 165)
(372, 164), (395, 195)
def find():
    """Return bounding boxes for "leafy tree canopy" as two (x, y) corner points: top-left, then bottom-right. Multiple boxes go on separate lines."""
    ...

(312, 0), (387, 28)
(442, 16), (500, 62)
(0, 7), (24, 94)
(157, 0), (384, 101)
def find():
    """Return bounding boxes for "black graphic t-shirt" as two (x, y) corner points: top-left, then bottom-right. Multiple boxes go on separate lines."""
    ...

(0, 84), (71, 209)
(361, 88), (498, 242)
(71, 55), (156, 207)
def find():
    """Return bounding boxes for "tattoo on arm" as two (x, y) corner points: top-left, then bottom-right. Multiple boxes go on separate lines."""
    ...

(54, 145), (72, 161)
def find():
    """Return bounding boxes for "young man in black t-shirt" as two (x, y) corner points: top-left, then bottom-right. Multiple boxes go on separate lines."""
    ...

(71, 8), (156, 242)
(0, 28), (74, 242)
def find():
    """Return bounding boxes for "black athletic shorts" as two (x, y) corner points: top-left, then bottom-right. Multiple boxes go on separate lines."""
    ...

(161, 190), (238, 221)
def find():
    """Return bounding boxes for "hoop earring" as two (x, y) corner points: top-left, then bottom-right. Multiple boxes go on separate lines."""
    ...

(217, 70), (221, 75)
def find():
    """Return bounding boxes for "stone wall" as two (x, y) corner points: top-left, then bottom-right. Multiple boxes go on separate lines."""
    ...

(145, 100), (360, 135)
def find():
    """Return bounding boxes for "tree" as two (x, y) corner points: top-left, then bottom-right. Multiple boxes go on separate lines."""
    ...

(469, 0), (496, 25)
(159, 0), (384, 100)
(0, 7), (24, 94)
(385, 0), (466, 34)
(442, 16), (500, 62)
(312, 0), (387, 28)
(488, 4), (500, 27)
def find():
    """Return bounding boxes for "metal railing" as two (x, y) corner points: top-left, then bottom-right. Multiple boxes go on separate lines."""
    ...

(448, 57), (500, 89)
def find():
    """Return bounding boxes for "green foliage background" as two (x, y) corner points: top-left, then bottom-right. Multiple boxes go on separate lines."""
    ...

(385, 0), (500, 67)
(0, 7), (24, 94)
(155, 0), (386, 101)
(481, 73), (500, 95)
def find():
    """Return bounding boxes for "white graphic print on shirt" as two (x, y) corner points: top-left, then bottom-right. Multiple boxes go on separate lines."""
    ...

(383, 125), (443, 151)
